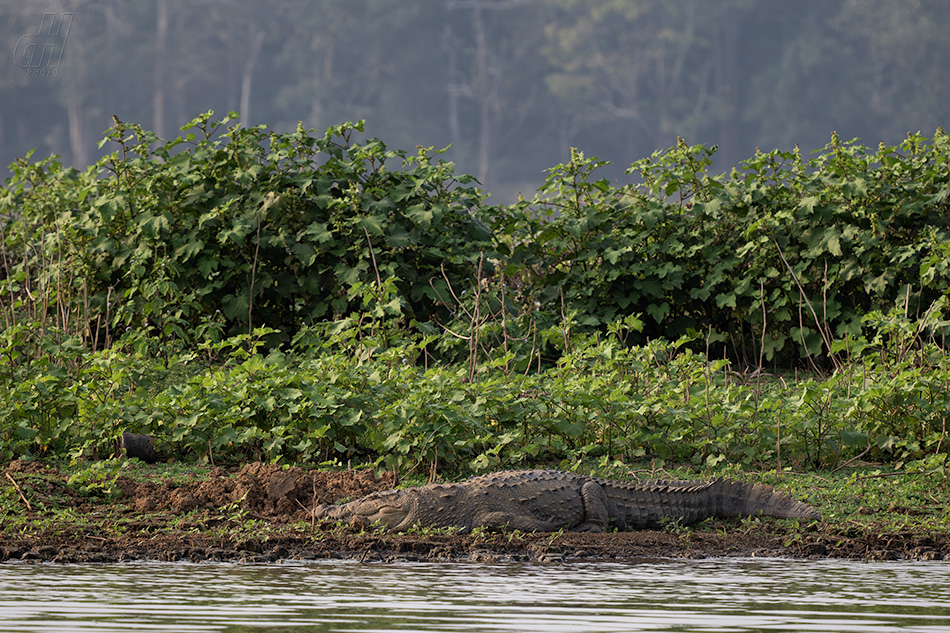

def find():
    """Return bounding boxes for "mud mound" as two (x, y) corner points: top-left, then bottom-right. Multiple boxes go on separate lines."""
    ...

(5, 460), (52, 475)
(4, 460), (80, 509)
(120, 464), (395, 520)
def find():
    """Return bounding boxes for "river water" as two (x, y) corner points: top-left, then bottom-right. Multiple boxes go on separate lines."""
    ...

(1, 558), (948, 632)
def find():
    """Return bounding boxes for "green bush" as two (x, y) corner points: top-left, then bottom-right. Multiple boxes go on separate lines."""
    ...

(1, 113), (492, 348)
(2, 114), (950, 474)
(494, 132), (950, 365)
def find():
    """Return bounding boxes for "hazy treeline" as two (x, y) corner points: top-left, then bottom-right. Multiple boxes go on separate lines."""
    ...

(3, 0), (949, 198)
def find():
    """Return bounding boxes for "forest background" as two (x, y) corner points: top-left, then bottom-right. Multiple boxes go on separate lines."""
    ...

(3, 0), (950, 201)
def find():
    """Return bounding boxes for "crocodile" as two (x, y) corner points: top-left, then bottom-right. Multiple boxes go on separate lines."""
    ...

(313, 469), (820, 532)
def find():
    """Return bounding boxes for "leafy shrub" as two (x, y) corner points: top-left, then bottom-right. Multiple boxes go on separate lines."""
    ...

(495, 132), (950, 365)
(1, 113), (492, 349)
(3, 115), (950, 473)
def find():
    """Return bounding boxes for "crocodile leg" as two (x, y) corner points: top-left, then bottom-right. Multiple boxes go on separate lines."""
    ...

(575, 480), (610, 532)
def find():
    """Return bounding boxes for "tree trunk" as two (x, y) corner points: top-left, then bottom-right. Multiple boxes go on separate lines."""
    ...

(472, 3), (490, 185)
(441, 24), (461, 150)
(153, 0), (168, 139)
(66, 66), (87, 168)
(239, 29), (265, 127)
(717, 14), (740, 166)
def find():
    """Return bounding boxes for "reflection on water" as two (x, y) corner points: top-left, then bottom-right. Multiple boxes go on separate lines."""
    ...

(0, 558), (948, 632)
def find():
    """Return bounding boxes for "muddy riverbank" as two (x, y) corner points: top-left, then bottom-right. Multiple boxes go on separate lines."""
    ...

(2, 460), (947, 564)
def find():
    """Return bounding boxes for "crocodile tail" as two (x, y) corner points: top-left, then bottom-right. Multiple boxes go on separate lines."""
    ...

(713, 479), (820, 521)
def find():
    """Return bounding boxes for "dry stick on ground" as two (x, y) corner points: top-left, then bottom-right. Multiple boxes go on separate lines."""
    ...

(6, 473), (32, 511)
(853, 468), (943, 482)
(296, 497), (312, 528)
(299, 475), (319, 531)
(829, 440), (874, 475)
(774, 374), (789, 472)
(312, 474), (317, 530)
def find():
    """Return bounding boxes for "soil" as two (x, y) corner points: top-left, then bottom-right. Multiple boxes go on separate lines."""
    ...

(2, 460), (948, 564)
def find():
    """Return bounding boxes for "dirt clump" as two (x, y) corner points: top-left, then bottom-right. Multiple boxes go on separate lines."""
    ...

(5, 459), (53, 475)
(115, 463), (395, 521)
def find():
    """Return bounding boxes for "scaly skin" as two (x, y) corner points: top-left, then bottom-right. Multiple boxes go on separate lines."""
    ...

(313, 469), (820, 533)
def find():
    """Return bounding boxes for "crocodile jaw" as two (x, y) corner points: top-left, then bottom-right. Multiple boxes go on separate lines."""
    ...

(350, 500), (410, 528)
(320, 490), (414, 530)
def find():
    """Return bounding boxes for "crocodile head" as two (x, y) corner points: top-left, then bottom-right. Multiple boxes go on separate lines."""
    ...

(315, 489), (417, 531)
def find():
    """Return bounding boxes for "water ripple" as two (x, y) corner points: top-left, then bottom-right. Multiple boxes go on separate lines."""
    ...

(0, 558), (948, 632)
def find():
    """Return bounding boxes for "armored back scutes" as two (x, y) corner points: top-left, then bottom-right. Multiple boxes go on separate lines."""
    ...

(313, 469), (820, 533)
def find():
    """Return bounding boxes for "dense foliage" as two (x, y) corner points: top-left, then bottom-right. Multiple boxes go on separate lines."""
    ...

(1, 114), (949, 476)
(1, 310), (947, 477)
(1, 114), (489, 348)
(510, 134), (950, 366)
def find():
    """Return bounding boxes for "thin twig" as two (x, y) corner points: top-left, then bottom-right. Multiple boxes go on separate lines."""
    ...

(469, 255), (484, 381)
(363, 227), (382, 290)
(6, 472), (32, 511)
(852, 469), (941, 482)
(500, 273), (510, 374)
(829, 439), (873, 474)
(775, 401), (783, 473)
(432, 263), (473, 321)
(797, 286), (822, 376)
(774, 239), (841, 371)
(758, 279), (767, 372)
(559, 286), (570, 353)
(248, 214), (262, 337)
